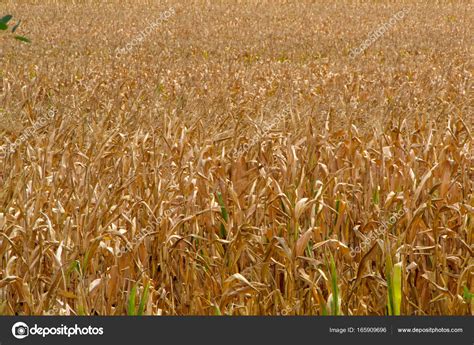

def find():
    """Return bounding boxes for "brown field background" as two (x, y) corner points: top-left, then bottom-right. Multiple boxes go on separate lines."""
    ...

(0, 0), (473, 315)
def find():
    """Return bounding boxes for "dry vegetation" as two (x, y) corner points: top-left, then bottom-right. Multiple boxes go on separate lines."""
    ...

(0, 0), (473, 316)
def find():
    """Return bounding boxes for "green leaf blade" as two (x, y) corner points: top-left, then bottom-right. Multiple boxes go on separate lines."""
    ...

(137, 282), (150, 316)
(11, 20), (21, 33)
(128, 285), (137, 316)
(14, 35), (31, 43)
(0, 15), (12, 25)
(393, 262), (402, 316)
(216, 192), (228, 238)
(330, 255), (339, 316)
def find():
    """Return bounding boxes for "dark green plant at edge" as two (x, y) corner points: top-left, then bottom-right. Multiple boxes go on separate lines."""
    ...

(1, 14), (30, 43)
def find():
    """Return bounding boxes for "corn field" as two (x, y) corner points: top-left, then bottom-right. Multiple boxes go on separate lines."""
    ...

(0, 0), (473, 315)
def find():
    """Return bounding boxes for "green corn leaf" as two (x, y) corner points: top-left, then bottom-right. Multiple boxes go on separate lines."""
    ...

(373, 186), (380, 205)
(393, 262), (402, 315)
(14, 35), (31, 43)
(11, 20), (21, 33)
(137, 281), (150, 316)
(216, 192), (228, 238)
(386, 254), (394, 315)
(0, 23), (8, 31)
(66, 260), (81, 277)
(128, 285), (137, 316)
(0, 15), (12, 25)
(463, 286), (473, 302)
(321, 302), (328, 316)
(213, 305), (222, 315)
(330, 255), (339, 316)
